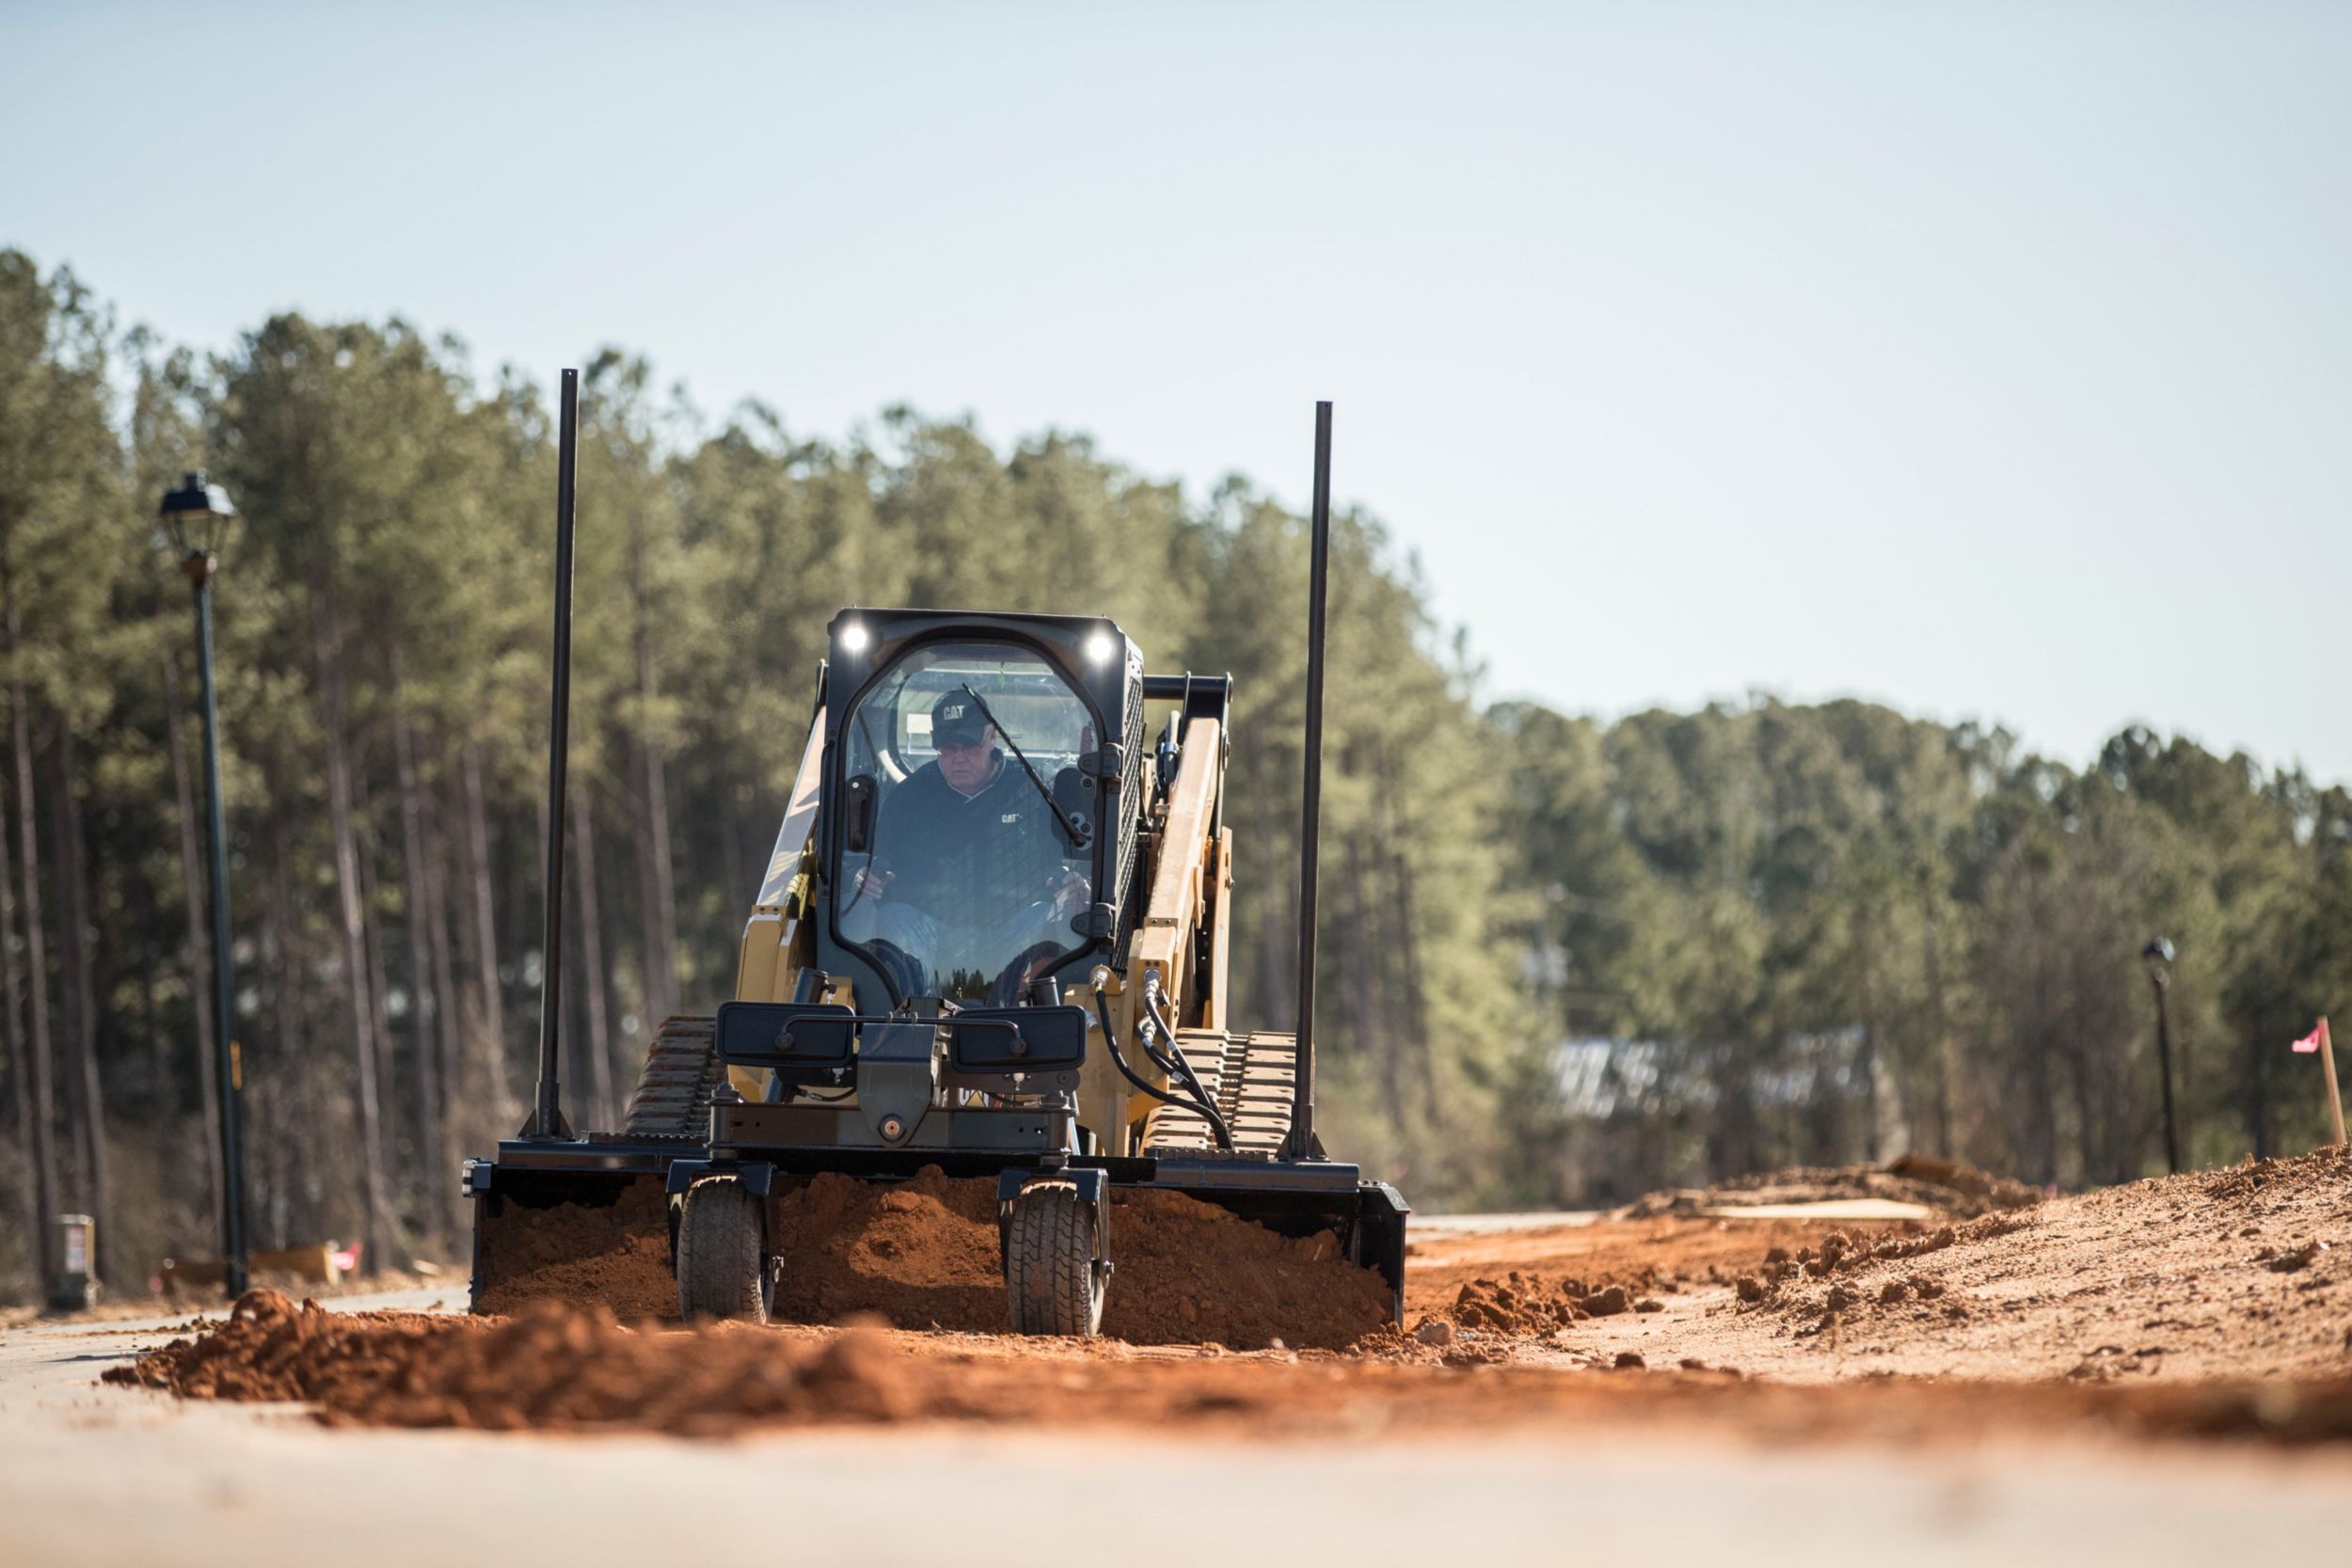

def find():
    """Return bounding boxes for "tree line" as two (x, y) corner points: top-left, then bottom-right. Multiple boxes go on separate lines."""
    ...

(0, 248), (2344, 1297)
(1493, 701), (2352, 1205)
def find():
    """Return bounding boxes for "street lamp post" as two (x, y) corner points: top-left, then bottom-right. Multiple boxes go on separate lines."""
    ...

(160, 471), (248, 1296)
(2141, 937), (2180, 1176)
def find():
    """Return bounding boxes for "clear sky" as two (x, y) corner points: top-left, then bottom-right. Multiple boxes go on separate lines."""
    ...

(7, 2), (2348, 780)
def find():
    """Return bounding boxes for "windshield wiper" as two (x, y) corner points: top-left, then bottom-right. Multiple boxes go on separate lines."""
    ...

(956, 684), (1091, 848)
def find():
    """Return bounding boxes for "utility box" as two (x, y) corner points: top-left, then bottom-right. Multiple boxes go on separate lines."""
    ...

(48, 1212), (96, 1311)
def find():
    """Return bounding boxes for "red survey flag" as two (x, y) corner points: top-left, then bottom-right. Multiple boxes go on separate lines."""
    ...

(2291, 1023), (2323, 1054)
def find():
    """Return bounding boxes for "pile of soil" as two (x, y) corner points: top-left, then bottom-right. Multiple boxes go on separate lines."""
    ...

(1724, 1213), (2024, 1311)
(98, 1148), (2352, 1447)
(471, 1178), (677, 1321)
(103, 1289), (2352, 1447)
(1680, 1143), (2352, 1382)
(1100, 1188), (1395, 1350)
(1621, 1155), (2041, 1220)
(765, 1168), (1391, 1350)
(766, 1168), (1005, 1331)
(1437, 1272), (1660, 1336)
(471, 1165), (1392, 1351)
(107, 1289), (927, 1433)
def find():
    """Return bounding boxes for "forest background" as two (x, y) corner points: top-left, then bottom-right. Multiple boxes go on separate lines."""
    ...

(3, 247), (2347, 1298)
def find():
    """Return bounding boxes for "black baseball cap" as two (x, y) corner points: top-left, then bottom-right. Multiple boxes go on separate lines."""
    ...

(930, 691), (990, 747)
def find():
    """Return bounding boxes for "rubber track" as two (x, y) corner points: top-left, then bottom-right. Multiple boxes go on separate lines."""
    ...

(620, 1015), (723, 1138)
(1143, 1030), (1295, 1156)
(1004, 1180), (1103, 1336)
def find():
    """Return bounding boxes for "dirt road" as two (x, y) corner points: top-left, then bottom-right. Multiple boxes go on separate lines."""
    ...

(9, 1148), (2349, 1565)
(8, 1289), (2347, 1568)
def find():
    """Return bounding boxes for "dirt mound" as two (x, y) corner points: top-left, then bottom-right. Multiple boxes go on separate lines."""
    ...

(766, 1167), (1005, 1331)
(1621, 1156), (2041, 1220)
(1678, 1143), (2352, 1381)
(108, 1289), (928, 1433)
(472, 1166), (1392, 1350)
(471, 1177), (677, 1321)
(1102, 1188), (1395, 1350)
(1425, 1272), (1661, 1338)
(97, 1149), (2352, 1448)
(1882, 1153), (2043, 1212)
(768, 1168), (1391, 1350)
(1724, 1212), (2028, 1314)
(2201, 1147), (2348, 1201)
(108, 1289), (2352, 1448)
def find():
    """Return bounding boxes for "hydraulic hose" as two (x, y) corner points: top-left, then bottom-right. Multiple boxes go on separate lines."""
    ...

(1137, 1008), (1225, 1144)
(1139, 972), (1217, 1115)
(1092, 979), (1233, 1151)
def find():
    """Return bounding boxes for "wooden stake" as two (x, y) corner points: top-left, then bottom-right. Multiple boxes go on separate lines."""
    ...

(2321, 1017), (2347, 1148)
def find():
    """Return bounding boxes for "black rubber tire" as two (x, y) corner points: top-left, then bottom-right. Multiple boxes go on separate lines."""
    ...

(1004, 1180), (1104, 1337)
(675, 1178), (770, 1322)
(622, 1017), (723, 1138)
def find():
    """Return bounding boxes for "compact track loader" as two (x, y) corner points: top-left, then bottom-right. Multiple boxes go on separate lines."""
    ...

(466, 384), (1406, 1333)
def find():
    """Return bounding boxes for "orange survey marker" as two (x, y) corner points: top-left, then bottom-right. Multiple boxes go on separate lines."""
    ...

(2291, 1018), (2347, 1148)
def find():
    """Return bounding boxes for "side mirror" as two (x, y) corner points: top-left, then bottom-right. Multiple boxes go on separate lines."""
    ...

(1051, 767), (1091, 857)
(843, 772), (877, 853)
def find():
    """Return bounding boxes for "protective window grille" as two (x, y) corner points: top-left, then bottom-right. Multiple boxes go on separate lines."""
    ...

(1111, 661), (1146, 954)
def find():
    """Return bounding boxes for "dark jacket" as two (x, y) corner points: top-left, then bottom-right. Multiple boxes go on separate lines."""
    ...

(871, 752), (1067, 920)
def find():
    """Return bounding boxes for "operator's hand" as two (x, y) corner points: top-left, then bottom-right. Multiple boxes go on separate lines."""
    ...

(856, 866), (896, 899)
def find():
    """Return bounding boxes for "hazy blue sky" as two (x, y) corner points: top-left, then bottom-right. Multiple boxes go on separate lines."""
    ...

(7, 2), (2348, 779)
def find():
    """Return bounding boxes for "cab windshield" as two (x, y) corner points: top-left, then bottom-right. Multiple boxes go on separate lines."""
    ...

(835, 641), (1095, 1004)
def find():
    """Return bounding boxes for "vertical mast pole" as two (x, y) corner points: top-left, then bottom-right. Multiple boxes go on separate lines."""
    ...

(1285, 401), (1333, 1161)
(531, 368), (580, 1139)
(193, 568), (247, 1289)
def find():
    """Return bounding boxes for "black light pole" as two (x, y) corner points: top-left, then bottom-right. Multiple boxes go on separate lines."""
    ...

(2142, 937), (2180, 1175)
(1282, 401), (1333, 1163)
(529, 369), (580, 1141)
(160, 471), (248, 1295)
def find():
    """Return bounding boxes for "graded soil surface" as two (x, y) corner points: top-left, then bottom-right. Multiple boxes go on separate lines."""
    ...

(21, 1150), (2352, 1568)
(99, 1146), (2352, 1443)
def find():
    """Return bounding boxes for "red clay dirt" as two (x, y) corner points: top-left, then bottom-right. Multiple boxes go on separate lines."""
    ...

(1619, 1153), (2043, 1220)
(477, 1165), (1392, 1351)
(105, 1147), (2352, 1447)
(471, 1177), (677, 1322)
(1686, 1144), (2352, 1382)
(105, 1285), (2352, 1447)
(769, 1168), (1391, 1349)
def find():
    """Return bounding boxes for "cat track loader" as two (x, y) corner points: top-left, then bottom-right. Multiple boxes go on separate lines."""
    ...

(464, 383), (1405, 1334)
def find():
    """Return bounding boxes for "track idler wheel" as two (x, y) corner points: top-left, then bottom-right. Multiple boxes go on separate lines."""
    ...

(675, 1177), (773, 1323)
(1004, 1179), (1105, 1337)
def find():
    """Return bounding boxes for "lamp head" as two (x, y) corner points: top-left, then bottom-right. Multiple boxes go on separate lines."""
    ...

(2141, 936), (2175, 985)
(159, 470), (237, 564)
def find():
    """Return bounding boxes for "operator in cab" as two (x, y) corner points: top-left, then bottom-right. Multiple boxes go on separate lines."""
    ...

(839, 689), (1087, 998)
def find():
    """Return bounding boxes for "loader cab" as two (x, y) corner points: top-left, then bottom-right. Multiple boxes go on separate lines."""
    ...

(816, 610), (1145, 1009)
